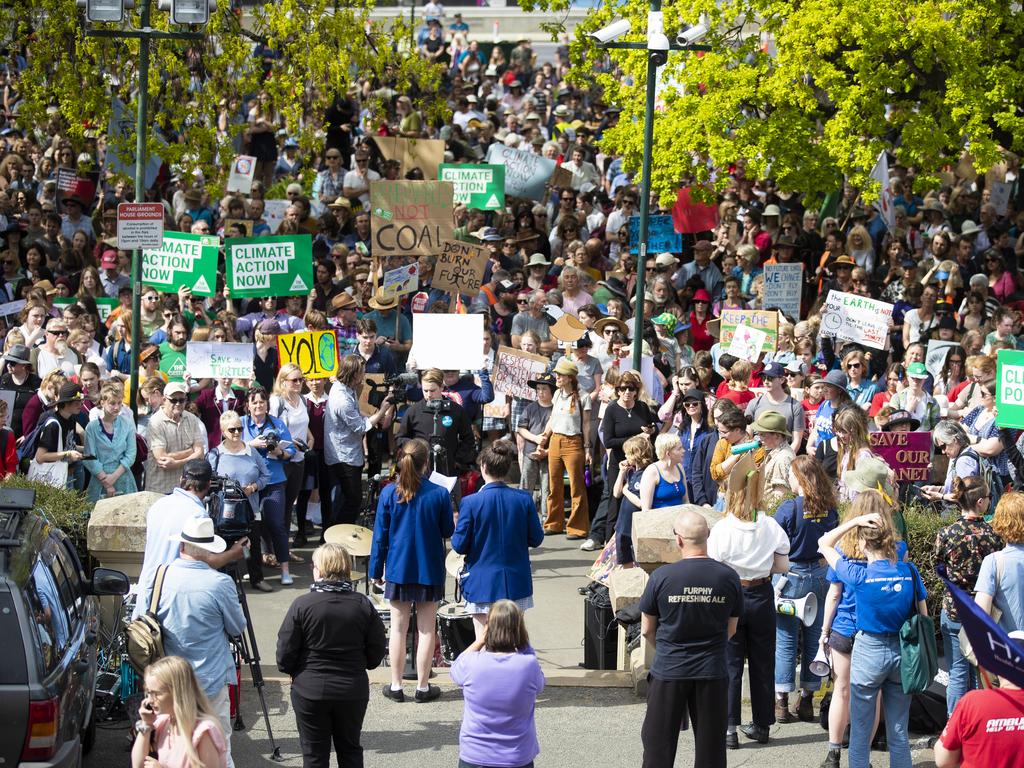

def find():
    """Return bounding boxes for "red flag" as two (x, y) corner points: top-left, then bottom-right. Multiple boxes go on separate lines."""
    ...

(672, 187), (718, 234)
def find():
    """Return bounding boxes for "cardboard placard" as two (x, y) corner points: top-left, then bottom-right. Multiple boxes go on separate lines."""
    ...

(142, 231), (220, 296)
(277, 330), (339, 380)
(491, 346), (550, 401)
(482, 391), (510, 419)
(223, 218), (254, 238)
(370, 136), (445, 180)
(821, 291), (893, 350)
(485, 143), (557, 202)
(410, 314), (485, 371)
(360, 374), (384, 416)
(870, 431), (932, 482)
(719, 309), (778, 353)
(438, 163), (505, 210)
(434, 239), (489, 296)
(762, 263), (804, 321)
(370, 180), (455, 258)
(185, 342), (254, 380)
(628, 215), (682, 254)
(381, 262), (420, 300)
(226, 234), (314, 298)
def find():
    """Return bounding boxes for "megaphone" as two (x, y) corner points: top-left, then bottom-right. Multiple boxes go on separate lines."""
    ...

(809, 645), (831, 677)
(775, 592), (818, 627)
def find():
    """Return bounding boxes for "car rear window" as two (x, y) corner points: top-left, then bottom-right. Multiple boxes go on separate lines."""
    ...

(0, 590), (27, 684)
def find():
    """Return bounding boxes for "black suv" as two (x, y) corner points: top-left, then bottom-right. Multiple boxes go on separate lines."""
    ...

(0, 488), (128, 767)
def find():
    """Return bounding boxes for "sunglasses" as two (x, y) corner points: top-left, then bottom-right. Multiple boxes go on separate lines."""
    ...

(847, 362), (862, 369)
(326, 154), (341, 159)
(785, 371), (800, 377)
(684, 400), (701, 407)
(618, 385), (637, 392)
(47, 329), (68, 336)
(225, 427), (242, 434)
(517, 299), (529, 304)
(287, 376), (304, 383)
(168, 397), (186, 405)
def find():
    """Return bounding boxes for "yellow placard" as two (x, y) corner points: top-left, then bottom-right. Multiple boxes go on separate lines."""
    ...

(277, 330), (338, 380)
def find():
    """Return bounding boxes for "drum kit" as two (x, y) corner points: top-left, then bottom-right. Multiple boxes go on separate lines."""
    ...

(323, 524), (476, 663)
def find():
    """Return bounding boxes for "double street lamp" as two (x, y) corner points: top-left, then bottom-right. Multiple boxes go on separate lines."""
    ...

(592, 1), (709, 369)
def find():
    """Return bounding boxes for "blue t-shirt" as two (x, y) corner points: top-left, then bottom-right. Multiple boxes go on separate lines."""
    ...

(827, 540), (908, 637)
(835, 553), (926, 635)
(813, 399), (836, 443)
(773, 497), (839, 563)
(974, 544), (1024, 634)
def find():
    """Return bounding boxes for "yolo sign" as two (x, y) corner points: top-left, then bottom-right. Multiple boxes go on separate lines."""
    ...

(226, 235), (314, 298)
(142, 231), (219, 296)
(996, 349), (1024, 428)
(438, 164), (505, 210)
(277, 330), (338, 380)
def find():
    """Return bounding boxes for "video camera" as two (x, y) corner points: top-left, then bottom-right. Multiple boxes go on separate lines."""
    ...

(368, 371), (419, 404)
(207, 475), (253, 546)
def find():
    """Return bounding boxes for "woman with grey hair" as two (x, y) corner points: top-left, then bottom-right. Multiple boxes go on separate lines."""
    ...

(922, 420), (981, 507)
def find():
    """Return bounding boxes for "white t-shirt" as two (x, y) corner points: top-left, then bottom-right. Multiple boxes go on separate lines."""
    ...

(270, 394), (309, 463)
(342, 168), (381, 208)
(707, 514), (790, 581)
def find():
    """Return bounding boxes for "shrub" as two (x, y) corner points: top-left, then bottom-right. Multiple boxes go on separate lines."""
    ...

(0, 476), (92, 560)
(902, 502), (947, 622)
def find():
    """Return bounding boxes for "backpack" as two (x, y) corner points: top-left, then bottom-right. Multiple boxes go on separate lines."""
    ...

(959, 448), (1001, 512)
(125, 564), (168, 674)
(18, 410), (57, 463)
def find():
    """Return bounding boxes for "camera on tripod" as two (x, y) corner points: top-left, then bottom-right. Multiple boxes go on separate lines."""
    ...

(207, 474), (253, 546)
(424, 397), (452, 414)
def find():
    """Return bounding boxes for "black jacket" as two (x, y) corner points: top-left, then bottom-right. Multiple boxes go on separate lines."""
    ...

(396, 396), (475, 476)
(276, 587), (387, 701)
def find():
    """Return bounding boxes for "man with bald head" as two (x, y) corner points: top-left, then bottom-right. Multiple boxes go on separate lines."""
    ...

(639, 510), (742, 768)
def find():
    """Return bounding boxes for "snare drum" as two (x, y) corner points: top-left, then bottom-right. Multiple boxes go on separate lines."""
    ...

(436, 602), (475, 664)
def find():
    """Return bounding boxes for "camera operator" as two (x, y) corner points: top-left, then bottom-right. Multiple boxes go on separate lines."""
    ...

(210, 410), (272, 592)
(355, 318), (398, 481)
(243, 385), (297, 586)
(134, 459), (247, 619)
(397, 368), (475, 499)
(324, 354), (397, 529)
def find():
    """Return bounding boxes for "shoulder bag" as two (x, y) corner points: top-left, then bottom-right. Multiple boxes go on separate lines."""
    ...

(126, 564), (169, 674)
(899, 566), (938, 694)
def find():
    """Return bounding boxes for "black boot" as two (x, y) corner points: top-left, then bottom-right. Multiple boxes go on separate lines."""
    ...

(821, 748), (840, 768)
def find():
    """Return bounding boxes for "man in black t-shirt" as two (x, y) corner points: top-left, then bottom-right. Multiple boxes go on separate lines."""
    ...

(639, 509), (742, 768)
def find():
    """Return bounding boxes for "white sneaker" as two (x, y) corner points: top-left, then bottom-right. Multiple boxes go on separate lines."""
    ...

(579, 538), (598, 552)
(280, 573), (294, 586)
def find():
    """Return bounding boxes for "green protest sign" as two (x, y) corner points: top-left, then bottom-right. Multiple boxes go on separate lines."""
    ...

(142, 231), (220, 296)
(438, 164), (505, 210)
(226, 235), (314, 298)
(996, 349), (1024, 428)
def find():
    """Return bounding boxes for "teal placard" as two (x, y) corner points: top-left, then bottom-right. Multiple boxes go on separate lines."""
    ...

(996, 349), (1024, 428)
(226, 235), (314, 298)
(142, 231), (220, 296)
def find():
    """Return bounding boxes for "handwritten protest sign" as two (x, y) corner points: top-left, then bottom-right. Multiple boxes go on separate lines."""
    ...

(628, 215), (682, 254)
(434, 239), (489, 296)
(439, 163), (505, 210)
(485, 144), (557, 201)
(726, 323), (770, 362)
(185, 342), (254, 380)
(226, 234), (314, 298)
(763, 263), (804, 321)
(925, 340), (960, 381)
(492, 346), (550, 401)
(277, 330), (339, 380)
(719, 309), (778, 353)
(370, 137), (445, 179)
(143, 231), (220, 296)
(410, 314), (485, 371)
(821, 291), (893, 350)
(381, 263), (420, 300)
(989, 181), (1013, 217)
(226, 155), (257, 194)
(870, 431), (932, 482)
(370, 181), (454, 258)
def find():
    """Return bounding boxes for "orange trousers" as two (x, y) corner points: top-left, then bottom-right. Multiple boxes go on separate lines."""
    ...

(544, 433), (589, 536)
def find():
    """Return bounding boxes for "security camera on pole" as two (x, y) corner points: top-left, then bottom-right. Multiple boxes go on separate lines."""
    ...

(591, 5), (710, 369)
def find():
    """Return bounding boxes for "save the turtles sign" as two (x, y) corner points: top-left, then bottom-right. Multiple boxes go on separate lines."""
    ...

(142, 231), (220, 296)
(226, 235), (314, 298)
(438, 164), (505, 210)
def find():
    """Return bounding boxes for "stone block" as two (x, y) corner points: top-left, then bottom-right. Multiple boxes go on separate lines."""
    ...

(632, 503), (721, 566)
(87, 491), (166, 579)
(607, 566), (649, 613)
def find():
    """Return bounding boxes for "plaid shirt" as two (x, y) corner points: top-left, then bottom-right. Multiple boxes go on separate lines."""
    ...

(332, 322), (358, 357)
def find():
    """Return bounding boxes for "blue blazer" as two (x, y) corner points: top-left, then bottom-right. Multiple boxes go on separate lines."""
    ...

(369, 479), (454, 587)
(451, 482), (545, 603)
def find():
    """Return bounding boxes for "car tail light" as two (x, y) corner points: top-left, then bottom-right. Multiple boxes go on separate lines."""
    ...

(21, 697), (59, 761)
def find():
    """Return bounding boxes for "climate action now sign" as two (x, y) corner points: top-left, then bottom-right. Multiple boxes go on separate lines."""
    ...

(996, 349), (1024, 428)
(142, 232), (220, 296)
(438, 164), (505, 210)
(226, 235), (314, 298)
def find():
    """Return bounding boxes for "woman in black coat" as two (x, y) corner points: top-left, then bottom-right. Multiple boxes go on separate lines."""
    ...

(277, 543), (387, 768)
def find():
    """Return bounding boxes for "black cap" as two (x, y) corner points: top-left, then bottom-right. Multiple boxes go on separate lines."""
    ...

(682, 388), (705, 402)
(182, 459), (213, 485)
(55, 382), (83, 406)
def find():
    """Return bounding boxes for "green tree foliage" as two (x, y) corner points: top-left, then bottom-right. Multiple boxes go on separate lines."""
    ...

(525, 0), (1024, 203)
(2, 0), (444, 189)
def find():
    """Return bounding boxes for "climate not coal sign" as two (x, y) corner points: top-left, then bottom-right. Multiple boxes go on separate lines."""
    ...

(226, 234), (314, 298)
(142, 231), (220, 296)
(996, 349), (1024, 428)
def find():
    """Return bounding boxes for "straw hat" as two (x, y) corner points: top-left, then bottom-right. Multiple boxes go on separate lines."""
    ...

(552, 357), (579, 376)
(368, 288), (399, 311)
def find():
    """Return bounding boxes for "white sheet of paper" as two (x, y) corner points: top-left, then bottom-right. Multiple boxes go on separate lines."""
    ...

(410, 314), (485, 371)
(428, 471), (458, 493)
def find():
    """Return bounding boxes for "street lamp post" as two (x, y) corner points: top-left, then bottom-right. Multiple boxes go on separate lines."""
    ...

(597, 0), (709, 369)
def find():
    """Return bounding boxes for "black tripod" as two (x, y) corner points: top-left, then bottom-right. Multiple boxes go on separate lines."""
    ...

(427, 403), (450, 476)
(227, 561), (284, 762)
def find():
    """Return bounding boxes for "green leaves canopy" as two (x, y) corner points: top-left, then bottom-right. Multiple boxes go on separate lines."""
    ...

(530, 0), (1024, 203)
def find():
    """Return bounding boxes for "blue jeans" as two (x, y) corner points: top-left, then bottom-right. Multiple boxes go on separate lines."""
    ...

(849, 632), (912, 768)
(773, 563), (828, 692)
(940, 608), (975, 716)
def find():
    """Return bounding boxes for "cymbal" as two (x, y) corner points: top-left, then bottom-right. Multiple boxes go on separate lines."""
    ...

(324, 524), (374, 557)
(445, 549), (466, 579)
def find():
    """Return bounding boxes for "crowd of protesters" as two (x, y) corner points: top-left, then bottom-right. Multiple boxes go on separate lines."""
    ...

(3, 4), (1024, 768)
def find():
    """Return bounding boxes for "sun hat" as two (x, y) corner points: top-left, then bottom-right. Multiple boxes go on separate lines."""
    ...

(906, 362), (929, 379)
(526, 253), (551, 267)
(752, 411), (792, 438)
(960, 219), (981, 236)
(331, 292), (357, 311)
(368, 288), (399, 311)
(597, 276), (628, 299)
(673, 321), (692, 334)
(823, 369), (848, 389)
(2, 344), (32, 367)
(651, 312), (678, 327)
(54, 382), (84, 406)
(594, 317), (629, 337)
(170, 516), (227, 555)
(832, 255), (855, 267)
(844, 455), (896, 503)
(692, 288), (712, 303)
(883, 409), (921, 431)
(552, 357), (579, 376)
